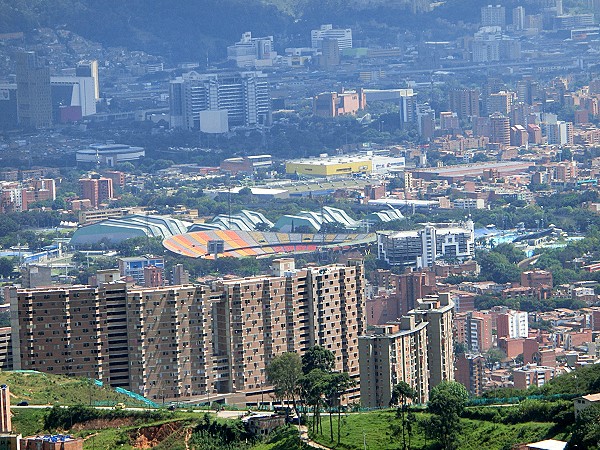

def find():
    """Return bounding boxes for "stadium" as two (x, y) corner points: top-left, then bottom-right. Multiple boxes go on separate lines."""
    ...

(163, 230), (376, 259)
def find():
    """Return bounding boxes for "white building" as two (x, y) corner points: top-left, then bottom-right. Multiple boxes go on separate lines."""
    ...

(169, 71), (271, 130)
(311, 24), (353, 50)
(377, 220), (475, 268)
(50, 76), (97, 116)
(227, 32), (277, 68)
(500, 310), (529, 339)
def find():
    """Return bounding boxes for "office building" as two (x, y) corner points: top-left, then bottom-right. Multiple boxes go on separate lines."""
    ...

(16, 51), (52, 129)
(9, 259), (365, 405)
(377, 221), (475, 268)
(449, 89), (480, 120)
(359, 316), (429, 407)
(50, 76), (97, 122)
(169, 71), (271, 131)
(481, 5), (506, 27)
(319, 38), (341, 68)
(76, 60), (100, 100)
(0, 84), (18, 130)
(313, 89), (366, 117)
(227, 32), (277, 68)
(79, 176), (114, 208)
(118, 255), (165, 285)
(399, 89), (417, 129)
(311, 24), (352, 50)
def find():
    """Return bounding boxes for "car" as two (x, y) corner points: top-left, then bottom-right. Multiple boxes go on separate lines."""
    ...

(16, 401), (28, 406)
(113, 403), (126, 410)
(167, 405), (176, 411)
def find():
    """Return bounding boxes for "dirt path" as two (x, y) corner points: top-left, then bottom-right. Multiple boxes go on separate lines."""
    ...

(297, 425), (331, 449)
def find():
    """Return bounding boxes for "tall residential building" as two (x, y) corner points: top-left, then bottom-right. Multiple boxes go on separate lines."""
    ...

(9, 259), (365, 405)
(481, 4), (506, 27)
(395, 270), (436, 317)
(377, 221), (475, 268)
(512, 6), (525, 30)
(487, 91), (515, 115)
(489, 112), (511, 146)
(76, 60), (100, 101)
(227, 32), (277, 68)
(16, 52), (52, 129)
(410, 293), (455, 387)
(455, 353), (485, 396)
(169, 71), (271, 131)
(449, 89), (480, 120)
(497, 310), (529, 339)
(311, 24), (353, 50)
(359, 316), (429, 407)
(79, 176), (114, 208)
(465, 311), (493, 353)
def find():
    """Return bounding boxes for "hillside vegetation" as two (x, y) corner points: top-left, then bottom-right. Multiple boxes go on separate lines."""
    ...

(0, 371), (145, 406)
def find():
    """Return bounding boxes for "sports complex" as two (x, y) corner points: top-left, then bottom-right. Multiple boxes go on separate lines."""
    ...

(163, 230), (376, 259)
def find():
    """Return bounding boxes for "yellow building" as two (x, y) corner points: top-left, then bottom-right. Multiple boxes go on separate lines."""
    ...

(286, 155), (372, 177)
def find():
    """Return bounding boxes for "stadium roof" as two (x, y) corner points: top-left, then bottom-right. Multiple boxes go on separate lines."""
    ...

(163, 230), (376, 259)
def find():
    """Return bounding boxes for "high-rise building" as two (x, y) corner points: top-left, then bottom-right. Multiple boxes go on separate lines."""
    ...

(399, 89), (417, 129)
(169, 71), (271, 131)
(455, 353), (485, 396)
(449, 89), (480, 120)
(319, 38), (341, 69)
(410, 293), (455, 386)
(9, 259), (365, 405)
(359, 316), (429, 406)
(50, 76), (97, 122)
(395, 270), (436, 317)
(465, 311), (493, 353)
(79, 176), (114, 208)
(16, 52), (52, 129)
(489, 112), (511, 146)
(497, 310), (529, 339)
(227, 32), (277, 68)
(0, 84), (18, 130)
(481, 4), (506, 27)
(487, 91), (515, 115)
(512, 6), (525, 30)
(311, 24), (353, 50)
(76, 60), (100, 100)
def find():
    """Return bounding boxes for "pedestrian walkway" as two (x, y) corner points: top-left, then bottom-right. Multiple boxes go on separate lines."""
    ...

(297, 425), (331, 449)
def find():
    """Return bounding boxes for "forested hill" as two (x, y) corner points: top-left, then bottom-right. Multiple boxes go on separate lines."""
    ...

(0, 0), (583, 61)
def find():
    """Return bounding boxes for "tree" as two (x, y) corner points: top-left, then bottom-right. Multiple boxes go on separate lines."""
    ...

(390, 381), (416, 450)
(485, 347), (507, 370)
(428, 382), (469, 450)
(266, 352), (303, 417)
(324, 372), (355, 444)
(302, 346), (335, 375)
(300, 368), (329, 435)
(567, 404), (600, 449)
(0, 257), (15, 278)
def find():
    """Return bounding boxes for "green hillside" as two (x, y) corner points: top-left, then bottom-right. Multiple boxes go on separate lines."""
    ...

(0, 370), (146, 407)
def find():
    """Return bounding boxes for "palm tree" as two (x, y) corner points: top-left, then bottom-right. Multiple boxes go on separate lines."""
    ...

(390, 381), (416, 450)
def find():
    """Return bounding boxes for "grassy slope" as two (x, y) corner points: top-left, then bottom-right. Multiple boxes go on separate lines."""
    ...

(0, 371), (146, 406)
(309, 410), (564, 450)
